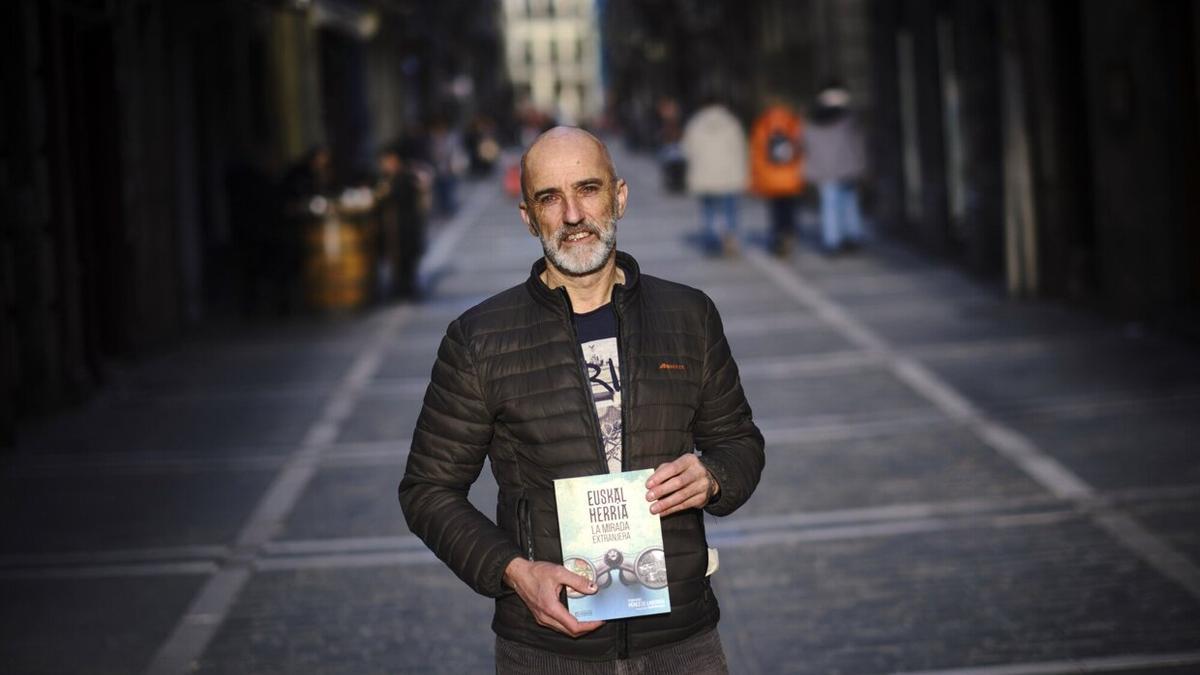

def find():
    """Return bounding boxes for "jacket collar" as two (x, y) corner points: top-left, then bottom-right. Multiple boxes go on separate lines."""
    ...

(525, 250), (641, 315)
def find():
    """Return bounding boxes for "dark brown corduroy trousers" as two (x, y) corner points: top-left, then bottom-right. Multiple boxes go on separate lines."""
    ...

(495, 628), (728, 675)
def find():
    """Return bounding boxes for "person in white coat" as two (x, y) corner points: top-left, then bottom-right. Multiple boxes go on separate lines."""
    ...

(681, 99), (749, 255)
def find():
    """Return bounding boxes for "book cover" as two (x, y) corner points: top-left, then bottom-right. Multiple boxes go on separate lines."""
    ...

(553, 468), (671, 621)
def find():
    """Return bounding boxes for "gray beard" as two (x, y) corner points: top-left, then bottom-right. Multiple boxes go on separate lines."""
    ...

(538, 217), (618, 277)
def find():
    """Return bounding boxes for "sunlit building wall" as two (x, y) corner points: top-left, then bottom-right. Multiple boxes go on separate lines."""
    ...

(502, 0), (603, 124)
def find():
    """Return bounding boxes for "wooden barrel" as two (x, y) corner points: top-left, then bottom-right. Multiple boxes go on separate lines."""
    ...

(302, 215), (372, 311)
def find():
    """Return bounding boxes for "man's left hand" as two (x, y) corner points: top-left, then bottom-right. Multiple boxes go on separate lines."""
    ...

(645, 455), (719, 518)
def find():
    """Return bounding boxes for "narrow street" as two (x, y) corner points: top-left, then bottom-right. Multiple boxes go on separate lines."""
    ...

(4, 144), (1200, 675)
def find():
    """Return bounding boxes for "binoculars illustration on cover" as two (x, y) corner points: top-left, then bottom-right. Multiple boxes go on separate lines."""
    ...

(563, 547), (668, 597)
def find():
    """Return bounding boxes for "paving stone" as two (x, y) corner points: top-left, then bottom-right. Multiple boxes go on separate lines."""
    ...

(859, 298), (1112, 347)
(0, 575), (207, 675)
(715, 520), (1200, 674)
(742, 369), (938, 422)
(654, 264), (769, 290)
(375, 342), (444, 380)
(816, 275), (994, 310)
(0, 469), (274, 553)
(283, 466), (413, 540)
(431, 270), (533, 298)
(924, 333), (1200, 413)
(733, 426), (1048, 518)
(703, 284), (807, 317)
(128, 347), (358, 391)
(776, 245), (934, 281)
(726, 327), (857, 359)
(1000, 403), (1200, 491)
(1099, 662), (1200, 667)
(1122, 497), (1200, 568)
(283, 462), (501, 542)
(195, 565), (494, 674)
(335, 392), (423, 444)
(17, 395), (326, 455)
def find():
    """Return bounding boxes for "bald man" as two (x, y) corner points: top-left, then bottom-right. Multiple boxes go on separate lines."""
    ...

(400, 128), (764, 673)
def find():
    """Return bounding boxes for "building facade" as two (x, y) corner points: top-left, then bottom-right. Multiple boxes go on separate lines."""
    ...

(867, 0), (1200, 323)
(503, 0), (604, 124)
(1, 0), (507, 443)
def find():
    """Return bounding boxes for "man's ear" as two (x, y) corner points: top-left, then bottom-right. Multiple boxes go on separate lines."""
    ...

(614, 178), (629, 219)
(519, 201), (538, 237)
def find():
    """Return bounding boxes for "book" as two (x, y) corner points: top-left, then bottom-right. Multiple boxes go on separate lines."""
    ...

(553, 468), (671, 621)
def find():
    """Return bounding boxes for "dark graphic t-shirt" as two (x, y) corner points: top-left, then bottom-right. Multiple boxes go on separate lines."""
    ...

(574, 304), (622, 473)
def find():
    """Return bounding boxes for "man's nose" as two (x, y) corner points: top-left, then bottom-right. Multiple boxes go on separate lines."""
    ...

(562, 195), (583, 225)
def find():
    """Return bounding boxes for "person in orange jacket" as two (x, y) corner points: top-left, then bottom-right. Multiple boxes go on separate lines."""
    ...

(749, 99), (806, 256)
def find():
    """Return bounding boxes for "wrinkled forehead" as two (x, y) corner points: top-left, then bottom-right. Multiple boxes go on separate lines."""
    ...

(522, 130), (616, 195)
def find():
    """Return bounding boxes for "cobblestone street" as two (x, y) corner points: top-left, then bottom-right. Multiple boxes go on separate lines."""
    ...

(4, 145), (1200, 674)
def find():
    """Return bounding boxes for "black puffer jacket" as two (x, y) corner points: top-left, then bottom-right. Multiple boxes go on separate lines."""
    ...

(399, 251), (764, 660)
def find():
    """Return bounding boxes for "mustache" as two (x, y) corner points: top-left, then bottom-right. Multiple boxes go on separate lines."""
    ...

(554, 221), (605, 244)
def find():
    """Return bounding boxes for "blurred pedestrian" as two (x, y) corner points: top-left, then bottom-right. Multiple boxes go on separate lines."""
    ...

(806, 83), (867, 254)
(374, 145), (426, 300)
(681, 97), (748, 256)
(428, 118), (467, 217)
(656, 95), (686, 194)
(400, 127), (763, 674)
(465, 113), (501, 177)
(282, 145), (335, 205)
(749, 98), (806, 257)
(269, 145), (336, 313)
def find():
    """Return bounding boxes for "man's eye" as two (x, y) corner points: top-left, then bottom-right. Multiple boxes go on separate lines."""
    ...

(579, 184), (599, 195)
(538, 195), (559, 206)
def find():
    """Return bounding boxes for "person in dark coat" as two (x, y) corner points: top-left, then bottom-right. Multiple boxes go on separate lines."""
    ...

(374, 145), (426, 300)
(806, 83), (867, 254)
(399, 127), (764, 672)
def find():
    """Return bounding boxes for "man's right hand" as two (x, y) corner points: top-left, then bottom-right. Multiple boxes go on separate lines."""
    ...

(503, 558), (605, 638)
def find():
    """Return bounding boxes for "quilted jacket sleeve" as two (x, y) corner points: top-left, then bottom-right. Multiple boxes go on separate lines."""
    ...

(398, 319), (522, 597)
(695, 296), (766, 517)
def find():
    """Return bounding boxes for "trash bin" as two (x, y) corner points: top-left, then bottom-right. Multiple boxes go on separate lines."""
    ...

(303, 212), (373, 311)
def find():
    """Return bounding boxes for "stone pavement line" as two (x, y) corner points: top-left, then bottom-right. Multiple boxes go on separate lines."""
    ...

(745, 249), (1200, 603)
(0, 544), (230, 565)
(244, 494), (1076, 572)
(1, 561), (221, 580)
(891, 649), (1200, 675)
(11, 383), (1196, 480)
(142, 181), (500, 675)
(16, 382), (1199, 479)
(141, 305), (410, 675)
(12, 479), (1199, 581)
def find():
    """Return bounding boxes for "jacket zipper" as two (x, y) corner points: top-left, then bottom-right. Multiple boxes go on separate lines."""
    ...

(559, 288), (609, 474)
(611, 291), (629, 473)
(517, 497), (534, 560)
(612, 289), (631, 660)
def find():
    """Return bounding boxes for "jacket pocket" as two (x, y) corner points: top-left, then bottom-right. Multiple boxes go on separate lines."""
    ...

(516, 498), (535, 560)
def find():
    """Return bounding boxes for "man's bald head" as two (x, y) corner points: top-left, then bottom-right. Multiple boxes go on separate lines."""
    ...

(519, 126), (617, 203)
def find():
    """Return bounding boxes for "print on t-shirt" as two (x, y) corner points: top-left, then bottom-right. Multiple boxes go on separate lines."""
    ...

(581, 336), (622, 473)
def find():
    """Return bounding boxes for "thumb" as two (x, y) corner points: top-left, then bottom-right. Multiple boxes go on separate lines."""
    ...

(559, 566), (599, 596)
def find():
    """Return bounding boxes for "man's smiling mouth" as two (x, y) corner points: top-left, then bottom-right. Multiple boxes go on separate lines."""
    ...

(562, 231), (595, 243)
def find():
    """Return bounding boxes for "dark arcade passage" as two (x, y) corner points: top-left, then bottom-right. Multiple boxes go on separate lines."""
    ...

(3, 1), (1200, 674)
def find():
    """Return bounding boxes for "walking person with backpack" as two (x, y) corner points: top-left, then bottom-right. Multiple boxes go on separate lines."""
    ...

(749, 98), (806, 257)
